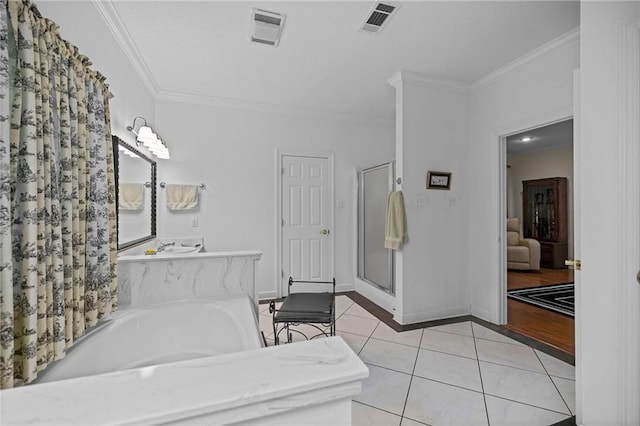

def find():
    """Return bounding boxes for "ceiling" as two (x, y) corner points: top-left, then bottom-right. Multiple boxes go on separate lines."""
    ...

(506, 119), (574, 156)
(104, 1), (579, 122)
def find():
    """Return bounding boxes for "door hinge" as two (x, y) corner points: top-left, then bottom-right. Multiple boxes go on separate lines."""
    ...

(282, 167), (285, 175)
(281, 270), (285, 278)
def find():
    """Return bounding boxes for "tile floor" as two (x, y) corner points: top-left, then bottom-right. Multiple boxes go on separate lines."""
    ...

(258, 295), (575, 426)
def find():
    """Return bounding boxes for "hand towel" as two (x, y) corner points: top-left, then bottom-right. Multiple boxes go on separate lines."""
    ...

(166, 184), (199, 210)
(118, 183), (144, 210)
(384, 191), (407, 249)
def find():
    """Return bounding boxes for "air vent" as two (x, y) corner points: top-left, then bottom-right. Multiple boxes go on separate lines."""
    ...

(360, 2), (400, 34)
(250, 9), (286, 47)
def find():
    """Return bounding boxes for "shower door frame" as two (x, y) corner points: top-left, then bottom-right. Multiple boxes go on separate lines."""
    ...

(357, 161), (395, 295)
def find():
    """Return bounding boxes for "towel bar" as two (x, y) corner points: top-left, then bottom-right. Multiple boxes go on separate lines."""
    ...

(159, 182), (206, 190)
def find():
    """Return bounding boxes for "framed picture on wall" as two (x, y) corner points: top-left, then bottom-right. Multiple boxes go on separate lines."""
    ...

(427, 171), (451, 190)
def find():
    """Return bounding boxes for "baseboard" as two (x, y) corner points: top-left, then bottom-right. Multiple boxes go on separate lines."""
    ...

(354, 278), (395, 314)
(336, 282), (355, 293)
(259, 290), (277, 301)
(394, 305), (471, 325)
(470, 307), (495, 324)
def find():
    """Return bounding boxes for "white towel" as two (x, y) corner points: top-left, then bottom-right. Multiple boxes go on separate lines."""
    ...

(166, 184), (199, 210)
(384, 191), (407, 249)
(119, 183), (144, 210)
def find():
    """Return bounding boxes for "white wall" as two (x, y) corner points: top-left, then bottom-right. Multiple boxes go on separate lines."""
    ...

(154, 99), (394, 298)
(468, 36), (579, 322)
(391, 73), (471, 324)
(507, 145), (574, 257)
(34, 2), (395, 299)
(35, 2), (156, 149)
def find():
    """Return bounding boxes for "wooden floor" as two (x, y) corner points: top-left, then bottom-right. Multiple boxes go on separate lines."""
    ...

(504, 268), (575, 356)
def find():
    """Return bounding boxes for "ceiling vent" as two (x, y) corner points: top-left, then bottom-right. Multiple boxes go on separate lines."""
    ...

(360, 2), (401, 34)
(250, 9), (286, 47)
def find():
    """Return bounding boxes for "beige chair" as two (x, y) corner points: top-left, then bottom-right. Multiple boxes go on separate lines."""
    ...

(507, 218), (541, 270)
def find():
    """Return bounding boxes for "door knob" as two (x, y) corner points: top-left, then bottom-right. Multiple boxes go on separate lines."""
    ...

(320, 229), (330, 235)
(565, 259), (581, 270)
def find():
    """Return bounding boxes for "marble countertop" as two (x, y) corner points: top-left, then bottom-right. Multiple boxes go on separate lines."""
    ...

(1, 336), (368, 425)
(117, 249), (263, 263)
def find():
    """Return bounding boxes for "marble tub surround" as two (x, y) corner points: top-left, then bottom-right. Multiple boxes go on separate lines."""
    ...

(117, 249), (262, 309)
(2, 337), (368, 425)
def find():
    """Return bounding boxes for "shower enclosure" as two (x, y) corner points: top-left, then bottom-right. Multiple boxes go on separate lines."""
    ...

(357, 162), (395, 294)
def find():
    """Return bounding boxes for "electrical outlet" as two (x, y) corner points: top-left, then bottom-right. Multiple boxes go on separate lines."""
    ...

(191, 217), (199, 227)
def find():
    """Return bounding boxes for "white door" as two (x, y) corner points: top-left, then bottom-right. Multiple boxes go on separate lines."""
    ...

(281, 155), (332, 292)
(578, 5), (639, 423)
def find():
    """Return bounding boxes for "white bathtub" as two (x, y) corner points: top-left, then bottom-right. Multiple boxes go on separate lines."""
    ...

(35, 296), (263, 384)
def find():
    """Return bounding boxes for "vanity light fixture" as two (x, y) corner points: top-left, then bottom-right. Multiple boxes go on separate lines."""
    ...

(126, 116), (171, 160)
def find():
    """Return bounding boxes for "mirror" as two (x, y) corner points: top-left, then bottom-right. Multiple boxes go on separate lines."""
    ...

(113, 135), (157, 251)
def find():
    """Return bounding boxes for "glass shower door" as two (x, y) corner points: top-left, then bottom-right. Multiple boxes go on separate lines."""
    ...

(358, 162), (394, 294)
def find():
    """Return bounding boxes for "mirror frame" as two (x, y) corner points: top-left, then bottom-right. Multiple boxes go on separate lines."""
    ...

(113, 135), (157, 251)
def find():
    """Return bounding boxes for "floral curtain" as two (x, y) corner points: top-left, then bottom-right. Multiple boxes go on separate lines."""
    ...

(0, 0), (117, 388)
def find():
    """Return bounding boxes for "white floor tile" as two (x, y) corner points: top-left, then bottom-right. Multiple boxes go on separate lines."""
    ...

(352, 401), (401, 426)
(336, 313), (379, 337)
(485, 395), (572, 426)
(335, 295), (355, 317)
(354, 364), (412, 415)
(480, 361), (570, 414)
(283, 323), (329, 343)
(421, 329), (477, 359)
(340, 301), (576, 426)
(371, 322), (423, 348)
(551, 376), (576, 415)
(258, 314), (274, 339)
(427, 321), (474, 337)
(258, 303), (270, 314)
(404, 376), (488, 426)
(344, 302), (379, 320)
(337, 330), (369, 354)
(476, 339), (545, 373)
(400, 418), (428, 426)
(359, 338), (419, 374)
(472, 323), (525, 346)
(535, 350), (575, 380)
(413, 348), (483, 392)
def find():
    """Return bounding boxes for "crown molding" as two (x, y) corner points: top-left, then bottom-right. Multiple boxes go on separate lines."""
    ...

(472, 27), (580, 90)
(387, 70), (470, 94)
(93, 0), (160, 97)
(157, 90), (395, 128)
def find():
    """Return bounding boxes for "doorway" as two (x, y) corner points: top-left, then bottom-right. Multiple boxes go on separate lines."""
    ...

(501, 119), (575, 355)
(357, 162), (395, 294)
(278, 152), (334, 297)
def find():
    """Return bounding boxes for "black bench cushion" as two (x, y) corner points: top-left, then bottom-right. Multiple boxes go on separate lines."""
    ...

(274, 293), (334, 323)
